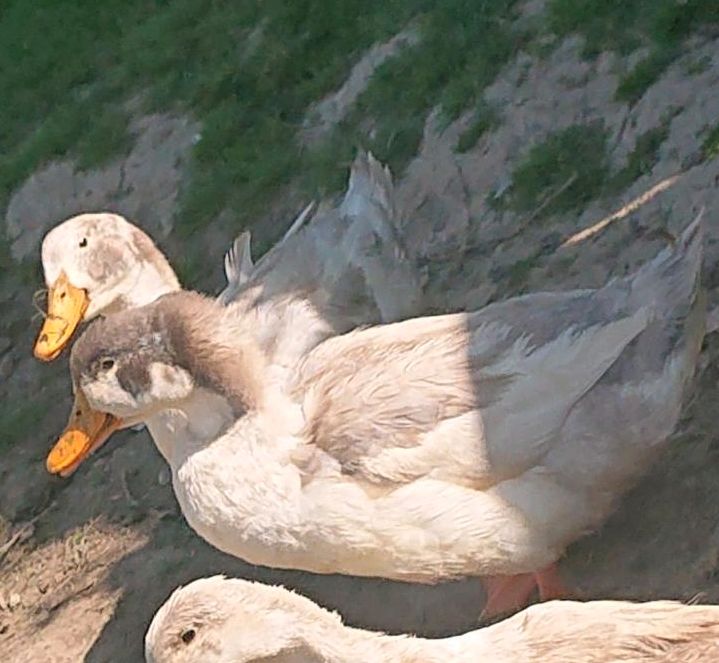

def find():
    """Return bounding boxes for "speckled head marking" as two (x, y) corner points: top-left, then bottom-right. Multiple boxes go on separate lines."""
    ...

(35, 212), (182, 361)
(70, 290), (264, 418)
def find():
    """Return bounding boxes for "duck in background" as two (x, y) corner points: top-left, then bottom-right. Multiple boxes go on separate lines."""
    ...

(32, 151), (424, 365)
(48, 213), (705, 618)
(145, 575), (719, 663)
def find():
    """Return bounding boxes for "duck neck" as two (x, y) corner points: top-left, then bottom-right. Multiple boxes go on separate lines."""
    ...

(108, 257), (181, 314)
(166, 400), (310, 566)
(146, 387), (236, 464)
(291, 621), (451, 663)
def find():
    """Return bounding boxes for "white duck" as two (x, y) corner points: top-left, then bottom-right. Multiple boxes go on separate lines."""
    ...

(33, 150), (423, 363)
(48, 213), (705, 618)
(145, 575), (719, 663)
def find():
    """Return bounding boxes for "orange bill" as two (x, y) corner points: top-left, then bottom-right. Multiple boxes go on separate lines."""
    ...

(33, 270), (89, 361)
(47, 390), (121, 477)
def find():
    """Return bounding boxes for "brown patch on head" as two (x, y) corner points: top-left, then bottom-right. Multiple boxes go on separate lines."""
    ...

(130, 226), (181, 289)
(86, 240), (125, 282)
(70, 291), (265, 414)
(158, 292), (265, 415)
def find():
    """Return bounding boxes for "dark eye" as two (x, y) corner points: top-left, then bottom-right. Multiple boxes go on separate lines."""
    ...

(79, 238), (88, 248)
(180, 628), (196, 644)
(100, 358), (115, 371)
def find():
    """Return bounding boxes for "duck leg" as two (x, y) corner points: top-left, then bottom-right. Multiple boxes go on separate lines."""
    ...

(535, 563), (571, 601)
(480, 564), (570, 620)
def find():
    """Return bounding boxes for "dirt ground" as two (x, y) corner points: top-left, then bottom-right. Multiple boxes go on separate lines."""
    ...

(2, 32), (719, 663)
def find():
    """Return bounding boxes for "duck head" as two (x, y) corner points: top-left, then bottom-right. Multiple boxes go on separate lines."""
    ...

(34, 212), (180, 361)
(47, 291), (262, 476)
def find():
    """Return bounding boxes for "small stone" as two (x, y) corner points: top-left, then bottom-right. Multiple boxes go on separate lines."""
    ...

(157, 468), (170, 487)
(8, 593), (21, 610)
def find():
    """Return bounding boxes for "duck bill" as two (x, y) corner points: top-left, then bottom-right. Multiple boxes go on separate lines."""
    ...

(33, 271), (89, 361)
(47, 391), (122, 477)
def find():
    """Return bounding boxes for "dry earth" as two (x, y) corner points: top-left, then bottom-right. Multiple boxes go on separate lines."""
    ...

(2, 29), (719, 663)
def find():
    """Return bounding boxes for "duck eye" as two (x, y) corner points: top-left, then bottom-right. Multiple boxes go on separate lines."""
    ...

(180, 628), (196, 644)
(79, 238), (88, 248)
(100, 358), (115, 371)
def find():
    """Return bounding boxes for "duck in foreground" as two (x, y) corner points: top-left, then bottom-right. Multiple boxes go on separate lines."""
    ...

(145, 575), (719, 663)
(48, 213), (705, 618)
(32, 151), (422, 363)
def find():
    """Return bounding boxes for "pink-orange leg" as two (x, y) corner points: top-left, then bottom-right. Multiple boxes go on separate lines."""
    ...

(535, 563), (571, 601)
(480, 564), (571, 620)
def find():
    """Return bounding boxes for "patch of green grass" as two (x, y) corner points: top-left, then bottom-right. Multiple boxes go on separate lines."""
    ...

(702, 123), (719, 160)
(0, 0), (160, 204)
(2, 0), (527, 240)
(683, 54), (712, 77)
(506, 255), (539, 289)
(341, 0), (521, 176)
(12, 0), (710, 242)
(507, 122), (609, 215)
(548, 0), (719, 100)
(610, 119), (671, 189)
(75, 105), (133, 171)
(455, 102), (501, 153)
(615, 48), (678, 104)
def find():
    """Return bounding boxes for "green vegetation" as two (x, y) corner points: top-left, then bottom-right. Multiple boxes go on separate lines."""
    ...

(547, 0), (719, 102)
(506, 255), (539, 289)
(507, 122), (609, 215)
(1, 0), (525, 240)
(503, 116), (674, 217)
(683, 54), (712, 77)
(1, 0), (714, 240)
(455, 103), (501, 153)
(610, 118), (671, 190)
(615, 49), (677, 104)
(701, 123), (719, 161)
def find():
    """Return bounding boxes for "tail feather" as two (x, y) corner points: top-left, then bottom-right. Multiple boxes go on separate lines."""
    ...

(340, 150), (402, 246)
(223, 231), (254, 288)
(341, 151), (394, 220)
(333, 150), (423, 321)
(218, 231), (254, 304)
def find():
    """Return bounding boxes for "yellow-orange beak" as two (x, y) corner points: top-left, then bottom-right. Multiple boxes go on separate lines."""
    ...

(47, 390), (122, 477)
(33, 271), (89, 361)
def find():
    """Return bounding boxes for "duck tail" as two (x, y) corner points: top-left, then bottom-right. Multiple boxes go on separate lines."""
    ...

(217, 231), (254, 305)
(341, 150), (394, 220)
(340, 150), (406, 252)
(223, 231), (253, 288)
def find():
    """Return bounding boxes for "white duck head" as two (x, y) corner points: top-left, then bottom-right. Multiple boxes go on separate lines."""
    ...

(144, 576), (352, 663)
(34, 212), (180, 361)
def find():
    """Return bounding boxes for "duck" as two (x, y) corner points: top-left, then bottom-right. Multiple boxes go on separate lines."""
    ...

(32, 150), (423, 363)
(145, 575), (719, 663)
(47, 212), (705, 618)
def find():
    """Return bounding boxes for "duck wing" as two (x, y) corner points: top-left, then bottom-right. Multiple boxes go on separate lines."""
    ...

(293, 299), (648, 488)
(294, 212), (704, 489)
(217, 202), (316, 306)
(225, 152), (423, 331)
